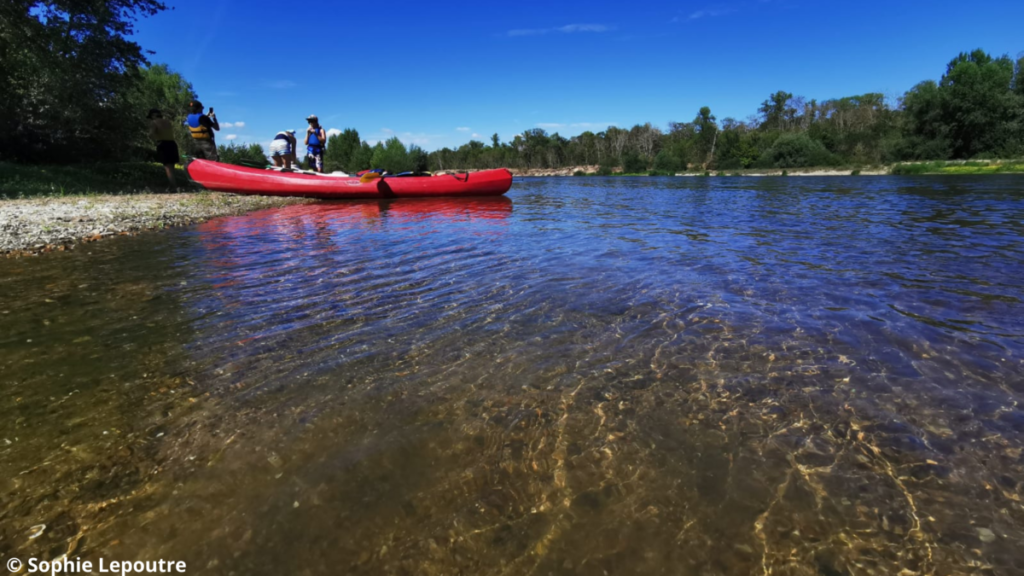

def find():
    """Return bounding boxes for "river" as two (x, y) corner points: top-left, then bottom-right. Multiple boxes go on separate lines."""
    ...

(2, 176), (1023, 575)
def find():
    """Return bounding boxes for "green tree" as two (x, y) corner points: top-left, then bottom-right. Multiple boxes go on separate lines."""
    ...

(694, 106), (718, 167)
(758, 91), (795, 132)
(0, 0), (168, 162)
(939, 50), (1020, 158)
(218, 143), (267, 166)
(324, 128), (361, 173)
(370, 137), (413, 173)
(128, 64), (197, 159)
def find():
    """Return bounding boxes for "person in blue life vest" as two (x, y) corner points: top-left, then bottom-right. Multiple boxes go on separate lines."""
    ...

(305, 115), (327, 173)
(184, 100), (220, 161)
(270, 129), (298, 169)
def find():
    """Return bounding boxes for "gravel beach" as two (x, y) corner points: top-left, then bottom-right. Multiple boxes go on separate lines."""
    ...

(0, 192), (309, 257)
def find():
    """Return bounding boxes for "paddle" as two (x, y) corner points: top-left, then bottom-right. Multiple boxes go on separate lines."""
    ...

(238, 158), (271, 169)
(359, 171), (383, 184)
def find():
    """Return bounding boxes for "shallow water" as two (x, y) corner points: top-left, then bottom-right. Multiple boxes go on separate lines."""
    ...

(2, 177), (1024, 575)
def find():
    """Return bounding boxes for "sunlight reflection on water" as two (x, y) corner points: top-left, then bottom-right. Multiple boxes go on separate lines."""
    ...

(2, 178), (1024, 575)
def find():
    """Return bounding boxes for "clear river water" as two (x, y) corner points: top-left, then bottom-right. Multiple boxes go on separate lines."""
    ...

(2, 176), (1024, 575)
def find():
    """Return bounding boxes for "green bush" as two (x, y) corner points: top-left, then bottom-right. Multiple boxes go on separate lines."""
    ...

(760, 134), (836, 168)
(597, 165), (614, 176)
(573, 170), (586, 176)
(652, 149), (682, 172)
(621, 153), (647, 174)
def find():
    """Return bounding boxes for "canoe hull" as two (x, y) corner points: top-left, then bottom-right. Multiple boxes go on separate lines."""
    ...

(185, 160), (512, 199)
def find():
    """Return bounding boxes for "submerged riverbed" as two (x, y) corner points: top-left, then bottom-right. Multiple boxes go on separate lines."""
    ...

(2, 176), (1023, 575)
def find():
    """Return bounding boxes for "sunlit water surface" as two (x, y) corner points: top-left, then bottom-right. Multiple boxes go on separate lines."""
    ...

(2, 177), (1024, 575)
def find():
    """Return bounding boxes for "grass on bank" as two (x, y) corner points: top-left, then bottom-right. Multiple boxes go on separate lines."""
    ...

(0, 162), (192, 199)
(890, 160), (1024, 175)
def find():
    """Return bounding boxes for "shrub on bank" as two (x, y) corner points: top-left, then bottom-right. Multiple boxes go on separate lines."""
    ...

(0, 162), (192, 198)
(760, 134), (836, 169)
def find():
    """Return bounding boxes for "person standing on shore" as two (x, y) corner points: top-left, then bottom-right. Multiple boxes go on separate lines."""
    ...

(270, 129), (298, 169)
(185, 100), (220, 161)
(305, 115), (326, 173)
(147, 108), (179, 190)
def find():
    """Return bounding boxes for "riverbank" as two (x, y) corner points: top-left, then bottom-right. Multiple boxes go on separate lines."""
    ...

(1, 192), (308, 256)
(439, 158), (1024, 177)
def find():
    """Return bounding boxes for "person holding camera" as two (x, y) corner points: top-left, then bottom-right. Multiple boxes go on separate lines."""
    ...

(305, 115), (326, 173)
(185, 100), (220, 161)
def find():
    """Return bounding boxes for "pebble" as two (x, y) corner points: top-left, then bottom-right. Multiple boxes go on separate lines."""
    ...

(1, 193), (309, 256)
(977, 527), (996, 542)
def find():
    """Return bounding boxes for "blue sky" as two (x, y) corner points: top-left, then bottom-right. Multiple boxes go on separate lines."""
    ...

(131, 0), (1024, 152)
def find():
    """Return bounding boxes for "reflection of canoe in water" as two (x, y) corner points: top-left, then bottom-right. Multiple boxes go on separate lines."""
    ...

(186, 159), (513, 199)
(197, 197), (513, 238)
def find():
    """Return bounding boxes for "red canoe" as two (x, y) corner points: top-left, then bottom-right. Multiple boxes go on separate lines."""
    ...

(185, 159), (513, 199)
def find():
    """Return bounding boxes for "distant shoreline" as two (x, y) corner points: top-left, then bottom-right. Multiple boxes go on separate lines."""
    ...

(432, 159), (1024, 178)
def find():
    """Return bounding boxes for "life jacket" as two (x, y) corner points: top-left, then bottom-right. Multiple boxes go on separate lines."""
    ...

(186, 113), (212, 140)
(307, 126), (324, 150)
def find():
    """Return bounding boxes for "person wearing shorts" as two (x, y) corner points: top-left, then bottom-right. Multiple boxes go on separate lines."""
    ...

(305, 115), (326, 172)
(270, 130), (297, 169)
(147, 108), (179, 190)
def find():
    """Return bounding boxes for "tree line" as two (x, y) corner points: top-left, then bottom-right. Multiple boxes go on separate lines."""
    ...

(2, 4), (1021, 173)
(323, 49), (1023, 174)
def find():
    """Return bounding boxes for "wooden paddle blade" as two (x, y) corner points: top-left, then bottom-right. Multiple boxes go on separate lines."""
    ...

(359, 172), (382, 184)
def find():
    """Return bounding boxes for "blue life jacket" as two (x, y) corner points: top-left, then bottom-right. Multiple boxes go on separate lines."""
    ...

(307, 126), (324, 150)
(186, 113), (212, 140)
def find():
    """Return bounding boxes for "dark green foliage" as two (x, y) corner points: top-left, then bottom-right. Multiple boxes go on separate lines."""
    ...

(217, 143), (268, 167)
(370, 137), (415, 173)
(652, 149), (682, 172)
(621, 152), (647, 173)
(129, 64), (198, 159)
(324, 128), (362, 173)
(760, 134), (836, 168)
(596, 165), (613, 176)
(0, 161), (189, 198)
(1, 0), (168, 163)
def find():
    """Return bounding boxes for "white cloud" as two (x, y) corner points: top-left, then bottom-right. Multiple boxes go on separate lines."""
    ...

(234, 121), (245, 128)
(557, 24), (610, 33)
(507, 28), (547, 37)
(327, 128), (342, 137)
(688, 7), (735, 20)
(571, 122), (616, 129)
(508, 23), (613, 37)
(536, 122), (616, 131)
(224, 134), (238, 141)
(220, 122), (234, 128)
(456, 127), (471, 132)
(264, 80), (296, 89)
(381, 127), (394, 134)
(471, 133), (482, 138)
